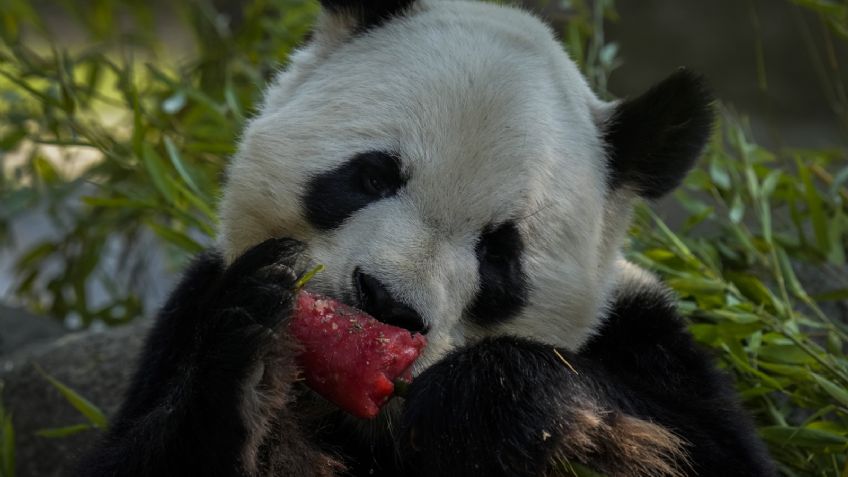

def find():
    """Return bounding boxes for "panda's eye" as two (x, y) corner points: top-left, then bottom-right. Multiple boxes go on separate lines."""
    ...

(362, 173), (390, 196)
(303, 150), (406, 230)
(357, 153), (402, 197)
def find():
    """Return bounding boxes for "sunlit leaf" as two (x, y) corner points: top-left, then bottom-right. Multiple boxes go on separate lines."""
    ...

(810, 373), (848, 408)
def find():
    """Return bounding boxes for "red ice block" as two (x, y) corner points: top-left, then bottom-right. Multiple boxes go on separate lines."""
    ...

(290, 291), (427, 419)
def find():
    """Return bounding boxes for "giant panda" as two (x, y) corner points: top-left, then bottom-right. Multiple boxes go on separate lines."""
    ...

(78, 1), (776, 476)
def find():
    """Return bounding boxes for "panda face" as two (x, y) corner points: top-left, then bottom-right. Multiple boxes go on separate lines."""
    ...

(218, 0), (712, 369)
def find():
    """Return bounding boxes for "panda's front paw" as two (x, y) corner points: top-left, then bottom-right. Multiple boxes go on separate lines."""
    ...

(195, 237), (308, 378)
(399, 336), (569, 477)
(215, 237), (306, 330)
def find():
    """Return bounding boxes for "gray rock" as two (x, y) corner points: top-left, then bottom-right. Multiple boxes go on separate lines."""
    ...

(0, 319), (150, 477)
(0, 305), (67, 357)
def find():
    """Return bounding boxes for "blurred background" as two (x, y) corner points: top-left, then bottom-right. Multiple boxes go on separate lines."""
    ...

(0, 1), (846, 476)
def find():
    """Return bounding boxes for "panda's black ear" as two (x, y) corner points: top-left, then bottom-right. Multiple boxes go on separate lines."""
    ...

(320, 0), (416, 30)
(604, 69), (715, 199)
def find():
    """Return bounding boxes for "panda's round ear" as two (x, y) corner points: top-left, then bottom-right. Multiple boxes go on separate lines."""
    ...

(320, 0), (417, 31)
(603, 69), (716, 200)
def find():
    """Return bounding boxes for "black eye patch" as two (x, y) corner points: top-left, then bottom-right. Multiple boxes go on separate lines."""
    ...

(302, 151), (406, 230)
(466, 221), (529, 326)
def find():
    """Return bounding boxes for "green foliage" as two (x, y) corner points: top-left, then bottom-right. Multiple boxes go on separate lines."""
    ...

(561, 0), (620, 99)
(1, 1), (847, 476)
(0, 0), (317, 326)
(790, 0), (848, 39)
(630, 115), (848, 476)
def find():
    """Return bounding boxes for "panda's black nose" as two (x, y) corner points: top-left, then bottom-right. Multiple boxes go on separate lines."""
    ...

(353, 268), (429, 334)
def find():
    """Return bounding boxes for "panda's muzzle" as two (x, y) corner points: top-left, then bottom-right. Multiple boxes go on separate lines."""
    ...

(353, 268), (429, 334)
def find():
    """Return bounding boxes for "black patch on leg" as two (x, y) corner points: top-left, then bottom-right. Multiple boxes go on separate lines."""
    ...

(604, 68), (715, 199)
(579, 283), (777, 476)
(399, 336), (570, 477)
(320, 0), (416, 30)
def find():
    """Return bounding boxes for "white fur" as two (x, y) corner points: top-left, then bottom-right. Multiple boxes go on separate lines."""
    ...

(218, 0), (636, 370)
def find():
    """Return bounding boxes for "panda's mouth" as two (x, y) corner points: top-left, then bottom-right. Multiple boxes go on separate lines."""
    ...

(350, 267), (429, 334)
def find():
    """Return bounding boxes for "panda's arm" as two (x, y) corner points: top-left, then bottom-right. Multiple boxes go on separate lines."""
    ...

(75, 239), (340, 477)
(398, 283), (775, 477)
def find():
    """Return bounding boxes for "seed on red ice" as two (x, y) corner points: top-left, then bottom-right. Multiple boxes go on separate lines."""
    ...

(289, 291), (428, 419)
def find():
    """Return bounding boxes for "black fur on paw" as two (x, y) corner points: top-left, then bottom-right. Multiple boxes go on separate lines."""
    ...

(214, 237), (306, 330)
(190, 237), (308, 379)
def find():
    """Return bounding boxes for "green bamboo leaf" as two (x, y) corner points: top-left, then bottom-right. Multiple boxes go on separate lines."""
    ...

(797, 158), (830, 254)
(649, 211), (696, 265)
(827, 209), (846, 265)
(689, 324), (719, 344)
(758, 344), (817, 366)
(14, 242), (54, 270)
(759, 195), (773, 245)
(643, 248), (677, 262)
(789, 0), (847, 17)
(716, 322), (764, 340)
(163, 136), (203, 197)
(148, 221), (204, 254)
(565, 24), (584, 68)
(810, 373), (848, 408)
(709, 159), (732, 190)
(726, 272), (780, 311)
(141, 143), (177, 204)
(757, 362), (809, 379)
(775, 248), (805, 298)
(739, 387), (774, 399)
(812, 288), (848, 302)
(0, 69), (61, 106)
(667, 277), (726, 295)
(827, 332), (842, 356)
(81, 196), (152, 209)
(748, 329), (763, 352)
(729, 194), (745, 224)
(830, 165), (848, 197)
(761, 170), (782, 198)
(36, 366), (107, 429)
(36, 423), (94, 438)
(705, 309), (762, 324)
(0, 128), (27, 151)
(759, 426), (848, 448)
(33, 156), (60, 184)
(804, 416), (848, 436)
(224, 82), (244, 121)
(722, 344), (784, 389)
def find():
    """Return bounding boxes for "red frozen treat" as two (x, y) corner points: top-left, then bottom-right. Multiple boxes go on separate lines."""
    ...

(290, 291), (428, 419)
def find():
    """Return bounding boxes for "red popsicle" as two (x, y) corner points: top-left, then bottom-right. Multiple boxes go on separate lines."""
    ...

(290, 291), (428, 419)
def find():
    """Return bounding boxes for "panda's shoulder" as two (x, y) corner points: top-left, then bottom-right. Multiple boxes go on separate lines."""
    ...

(578, 259), (705, 370)
(592, 260), (686, 339)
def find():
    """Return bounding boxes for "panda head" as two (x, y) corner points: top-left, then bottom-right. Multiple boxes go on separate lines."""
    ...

(219, 0), (713, 367)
